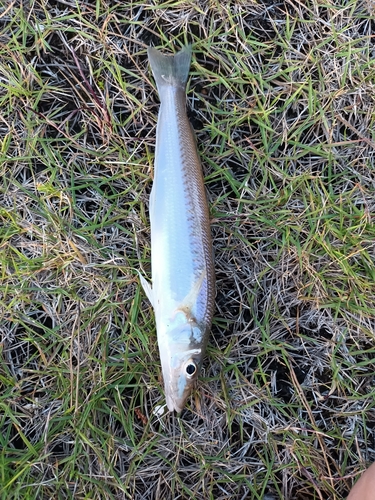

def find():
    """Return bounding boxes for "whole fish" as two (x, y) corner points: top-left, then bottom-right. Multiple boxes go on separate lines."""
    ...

(140, 45), (215, 413)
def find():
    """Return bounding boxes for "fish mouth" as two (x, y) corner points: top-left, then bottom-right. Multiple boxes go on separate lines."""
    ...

(166, 393), (184, 414)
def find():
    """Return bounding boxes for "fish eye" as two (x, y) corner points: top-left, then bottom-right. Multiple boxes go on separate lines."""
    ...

(185, 361), (197, 377)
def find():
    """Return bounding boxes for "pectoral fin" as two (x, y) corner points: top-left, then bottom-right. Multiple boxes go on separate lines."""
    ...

(174, 269), (206, 320)
(137, 271), (154, 306)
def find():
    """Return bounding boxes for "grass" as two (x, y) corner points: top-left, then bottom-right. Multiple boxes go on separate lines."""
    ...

(1, 0), (375, 498)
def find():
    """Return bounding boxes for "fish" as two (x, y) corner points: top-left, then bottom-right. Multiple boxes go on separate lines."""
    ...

(140, 45), (215, 413)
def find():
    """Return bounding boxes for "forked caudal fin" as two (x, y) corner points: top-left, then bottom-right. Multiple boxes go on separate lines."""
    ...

(147, 45), (192, 95)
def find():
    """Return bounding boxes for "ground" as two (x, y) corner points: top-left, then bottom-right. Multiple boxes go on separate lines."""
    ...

(1, 0), (375, 499)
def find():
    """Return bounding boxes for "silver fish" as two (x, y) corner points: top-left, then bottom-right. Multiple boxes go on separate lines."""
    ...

(140, 45), (215, 413)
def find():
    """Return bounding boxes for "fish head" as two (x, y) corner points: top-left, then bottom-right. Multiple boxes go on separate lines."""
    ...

(159, 316), (206, 413)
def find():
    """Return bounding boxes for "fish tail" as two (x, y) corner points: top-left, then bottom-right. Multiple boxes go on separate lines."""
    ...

(147, 45), (192, 96)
